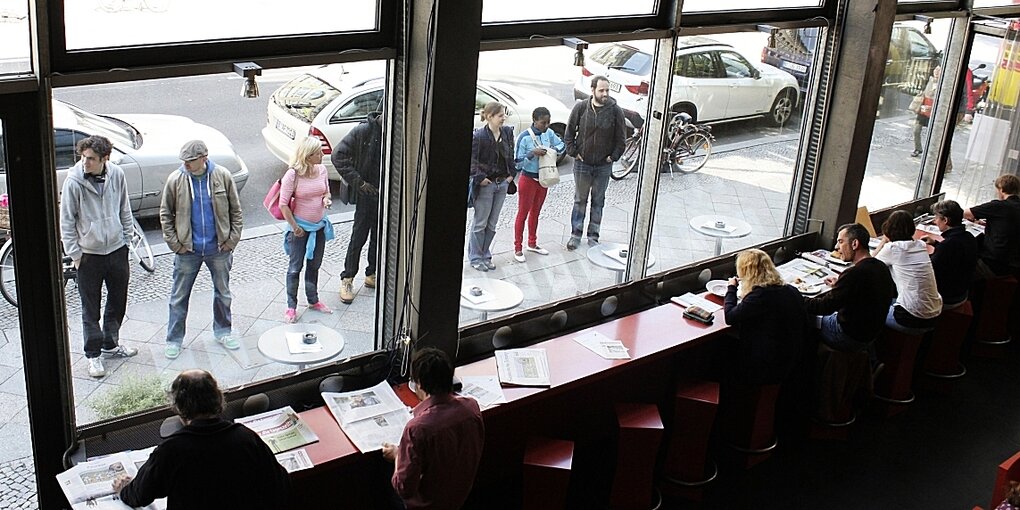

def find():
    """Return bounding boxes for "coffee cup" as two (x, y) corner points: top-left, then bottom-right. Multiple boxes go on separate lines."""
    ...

(715, 221), (726, 229)
(619, 249), (628, 258)
(303, 332), (317, 344)
(470, 286), (483, 297)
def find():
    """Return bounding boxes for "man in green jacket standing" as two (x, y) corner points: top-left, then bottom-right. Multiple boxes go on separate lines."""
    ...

(160, 140), (243, 359)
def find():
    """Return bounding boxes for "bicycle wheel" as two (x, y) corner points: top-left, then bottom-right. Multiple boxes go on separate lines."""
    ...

(129, 217), (155, 273)
(0, 239), (17, 307)
(611, 137), (641, 180)
(669, 132), (712, 174)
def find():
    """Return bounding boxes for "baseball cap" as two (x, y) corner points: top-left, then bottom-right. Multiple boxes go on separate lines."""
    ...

(179, 140), (209, 161)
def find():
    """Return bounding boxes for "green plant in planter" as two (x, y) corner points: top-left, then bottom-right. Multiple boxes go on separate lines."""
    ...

(91, 374), (168, 420)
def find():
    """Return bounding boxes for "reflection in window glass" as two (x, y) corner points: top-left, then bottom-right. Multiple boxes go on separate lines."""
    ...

(859, 19), (949, 211)
(461, 44), (645, 327)
(682, 0), (821, 13)
(483, 0), (655, 23)
(51, 63), (387, 425)
(0, 1), (31, 75)
(649, 31), (807, 272)
(64, 0), (377, 49)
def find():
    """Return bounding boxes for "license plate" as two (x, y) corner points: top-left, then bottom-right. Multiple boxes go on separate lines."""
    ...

(275, 119), (296, 140)
(608, 80), (622, 92)
(781, 61), (808, 74)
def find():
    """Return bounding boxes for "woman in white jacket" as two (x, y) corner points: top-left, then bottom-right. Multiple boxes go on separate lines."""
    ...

(872, 210), (942, 334)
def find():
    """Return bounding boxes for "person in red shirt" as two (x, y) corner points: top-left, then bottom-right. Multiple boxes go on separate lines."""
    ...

(382, 348), (484, 509)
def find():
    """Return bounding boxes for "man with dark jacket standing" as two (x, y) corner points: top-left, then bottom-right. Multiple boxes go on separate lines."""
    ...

(160, 140), (243, 359)
(332, 111), (383, 304)
(563, 75), (626, 251)
(60, 135), (138, 378)
(113, 370), (291, 509)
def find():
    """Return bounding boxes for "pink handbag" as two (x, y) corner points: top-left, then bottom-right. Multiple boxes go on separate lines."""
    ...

(263, 169), (295, 220)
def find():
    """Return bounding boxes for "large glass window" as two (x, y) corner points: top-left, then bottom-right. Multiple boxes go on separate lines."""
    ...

(52, 62), (388, 425)
(0, 1), (30, 75)
(482, 0), (656, 23)
(64, 0), (378, 50)
(648, 31), (810, 272)
(681, 0), (822, 13)
(859, 19), (950, 211)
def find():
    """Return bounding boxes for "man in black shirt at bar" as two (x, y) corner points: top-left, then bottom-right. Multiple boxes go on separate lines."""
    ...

(922, 199), (978, 309)
(965, 173), (1020, 280)
(805, 223), (896, 352)
(112, 370), (290, 509)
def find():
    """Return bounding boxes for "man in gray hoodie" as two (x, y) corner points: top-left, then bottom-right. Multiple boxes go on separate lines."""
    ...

(564, 75), (627, 251)
(59, 135), (138, 378)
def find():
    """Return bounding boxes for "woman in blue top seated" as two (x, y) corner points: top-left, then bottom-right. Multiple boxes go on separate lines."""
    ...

(512, 107), (565, 263)
(724, 248), (807, 385)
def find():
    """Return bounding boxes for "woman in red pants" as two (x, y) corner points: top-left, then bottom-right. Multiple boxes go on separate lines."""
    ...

(513, 107), (565, 262)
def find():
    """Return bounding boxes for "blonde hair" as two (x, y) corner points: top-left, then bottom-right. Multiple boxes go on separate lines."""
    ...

(735, 249), (784, 299)
(479, 101), (504, 123)
(290, 136), (322, 177)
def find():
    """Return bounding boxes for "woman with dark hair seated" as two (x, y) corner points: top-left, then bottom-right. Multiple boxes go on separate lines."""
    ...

(724, 249), (807, 385)
(921, 200), (978, 309)
(872, 210), (943, 334)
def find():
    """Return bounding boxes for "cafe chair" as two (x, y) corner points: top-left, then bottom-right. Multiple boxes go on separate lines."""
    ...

(523, 436), (574, 510)
(811, 343), (870, 440)
(971, 275), (1017, 358)
(610, 403), (664, 510)
(661, 380), (719, 502)
(720, 382), (782, 469)
(319, 375), (349, 394)
(697, 268), (713, 287)
(972, 450), (1020, 510)
(922, 301), (973, 385)
(873, 327), (924, 417)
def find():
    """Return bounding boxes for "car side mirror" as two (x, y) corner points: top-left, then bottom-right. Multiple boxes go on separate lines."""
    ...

(752, 68), (761, 79)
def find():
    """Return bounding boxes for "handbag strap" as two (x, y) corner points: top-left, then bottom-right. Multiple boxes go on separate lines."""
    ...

(527, 128), (542, 148)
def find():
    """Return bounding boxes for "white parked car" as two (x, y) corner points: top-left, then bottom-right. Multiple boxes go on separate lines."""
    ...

(262, 62), (574, 179)
(574, 38), (801, 126)
(0, 100), (249, 218)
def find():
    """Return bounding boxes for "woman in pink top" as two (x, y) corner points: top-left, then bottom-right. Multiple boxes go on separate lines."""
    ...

(279, 137), (335, 323)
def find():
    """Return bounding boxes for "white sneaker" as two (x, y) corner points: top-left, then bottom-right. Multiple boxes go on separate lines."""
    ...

(525, 245), (549, 255)
(102, 344), (138, 358)
(513, 252), (526, 263)
(88, 357), (106, 378)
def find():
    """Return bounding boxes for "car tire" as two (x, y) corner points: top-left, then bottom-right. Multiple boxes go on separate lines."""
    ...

(768, 89), (796, 126)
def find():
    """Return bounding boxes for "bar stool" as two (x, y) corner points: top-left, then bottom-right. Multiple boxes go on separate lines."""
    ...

(523, 437), (574, 510)
(721, 382), (781, 469)
(811, 343), (869, 440)
(922, 301), (973, 381)
(660, 380), (719, 501)
(610, 403), (664, 510)
(874, 327), (924, 417)
(972, 276), (1017, 358)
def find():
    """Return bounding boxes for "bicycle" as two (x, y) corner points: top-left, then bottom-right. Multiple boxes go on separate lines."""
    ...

(611, 111), (715, 180)
(0, 216), (154, 308)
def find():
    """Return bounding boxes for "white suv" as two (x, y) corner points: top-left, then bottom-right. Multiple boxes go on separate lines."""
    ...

(574, 38), (800, 126)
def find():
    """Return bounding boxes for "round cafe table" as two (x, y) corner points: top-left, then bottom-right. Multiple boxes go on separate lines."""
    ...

(258, 323), (345, 371)
(689, 215), (753, 256)
(586, 243), (656, 284)
(460, 278), (525, 321)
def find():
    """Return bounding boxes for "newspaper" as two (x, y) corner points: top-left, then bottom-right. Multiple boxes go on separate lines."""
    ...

(494, 349), (551, 387)
(56, 450), (166, 510)
(322, 380), (412, 453)
(460, 286), (495, 305)
(286, 331), (323, 354)
(457, 375), (507, 409)
(670, 292), (722, 313)
(236, 405), (319, 454)
(275, 448), (314, 473)
(573, 331), (631, 360)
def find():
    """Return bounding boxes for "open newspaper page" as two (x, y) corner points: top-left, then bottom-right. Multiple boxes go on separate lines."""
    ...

(494, 349), (551, 387)
(275, 448), (314, 473)
(322, 380), (412, 453)
(56, 451), (166, 510)
(236, 405), (319, 454)
(457, 375), (507, 409)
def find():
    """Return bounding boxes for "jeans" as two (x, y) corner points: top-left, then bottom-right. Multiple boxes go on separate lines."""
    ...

(468, 180), (508, 264)
(286, 231), (326, 309)
(570, 160), (612, 241)
(514, 174), (548, 252)
(818, 313), (870, 353)
(342, 199), (378, 279)
(167, 250), (232, 346)
(78, 246), (130, 358)
(884, 305), (936, 335)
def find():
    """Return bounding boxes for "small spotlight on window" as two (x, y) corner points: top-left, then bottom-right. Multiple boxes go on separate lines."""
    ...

(233, 62), (262, 99)
(913, 15), (933, 35)
(563, 37), (589, 68)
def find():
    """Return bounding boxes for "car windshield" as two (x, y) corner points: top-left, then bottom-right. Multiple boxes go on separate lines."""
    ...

(272, 74), (341, 124)
(592, 45), (653, 75)
(64, 103), (140, 151)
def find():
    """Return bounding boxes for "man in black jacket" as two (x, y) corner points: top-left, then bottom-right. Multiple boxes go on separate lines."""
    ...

(112, 370), (290, 509)
(804, 223), (896, 352)
(964, 173), (1020, 280)
(332, 112), (383, 304)
(563, 76), (626, 251)
(922, 199), (978, 308)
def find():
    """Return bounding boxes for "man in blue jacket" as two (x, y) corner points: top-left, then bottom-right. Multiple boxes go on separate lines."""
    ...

(60, 135), (138, 378)
(564, 75), (626, 251)
(159, 140), (243, 359)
